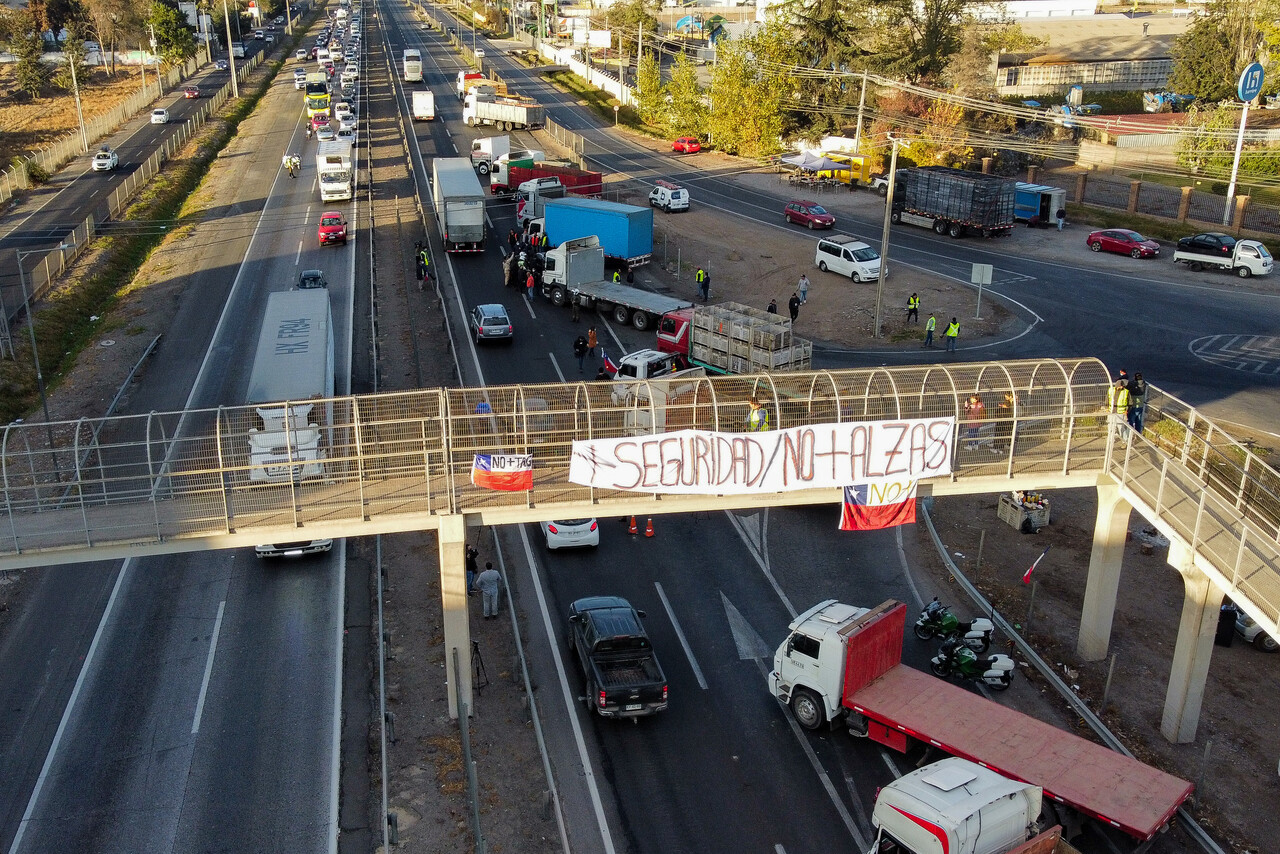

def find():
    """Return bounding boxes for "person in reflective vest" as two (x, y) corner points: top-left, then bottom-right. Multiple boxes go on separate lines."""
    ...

(695, 268), (709, 301)
(612, 270), (621, 284)
(746, 397), (770, 432)
(944, 318), (960, 352)
(923, 313), (936, 348)
(906, 293), (919, 323)
(1107, 379), (1131, 446)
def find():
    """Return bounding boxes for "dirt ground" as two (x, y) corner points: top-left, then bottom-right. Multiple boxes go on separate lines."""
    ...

(0, 31), (1276, 854)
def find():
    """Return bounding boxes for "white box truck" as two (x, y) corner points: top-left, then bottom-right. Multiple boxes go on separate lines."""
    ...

(411, 90), (435, 120)
(431, 157), (487, 252)
(315, 139), (353, 202)
(246, 289), (334, 485)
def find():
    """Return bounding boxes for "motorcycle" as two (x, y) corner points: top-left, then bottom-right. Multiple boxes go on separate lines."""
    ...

(929, 637), (1015, 690)
(913, 597), (994, 653)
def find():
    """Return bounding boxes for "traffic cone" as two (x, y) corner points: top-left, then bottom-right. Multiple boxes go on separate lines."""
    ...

(644, 518), (655, 538)
(628, 516), (638, 535)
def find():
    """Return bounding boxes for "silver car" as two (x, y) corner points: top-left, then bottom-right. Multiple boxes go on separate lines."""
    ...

(469, 304), (513, 344)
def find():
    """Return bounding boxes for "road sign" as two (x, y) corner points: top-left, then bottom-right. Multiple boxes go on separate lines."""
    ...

(970, 264), (993, 285)
(1238, 62), (1265, 103)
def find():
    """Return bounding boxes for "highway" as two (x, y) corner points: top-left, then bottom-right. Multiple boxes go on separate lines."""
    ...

(0, 11), (355, 852)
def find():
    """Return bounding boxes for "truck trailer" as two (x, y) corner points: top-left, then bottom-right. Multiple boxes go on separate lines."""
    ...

(463, 93), (543, 131)
(1014, 182), (1067, 226)
(315, 139), (353, 202)
(768, 600), (1193, 842)
(654, 302), (812, 374)
(432, 157), (487, 252)
(891, 167), (1016, 239)
(499, 162), (602, 197)
(541, 197), (654, 267)
(246, 289), (335, 484)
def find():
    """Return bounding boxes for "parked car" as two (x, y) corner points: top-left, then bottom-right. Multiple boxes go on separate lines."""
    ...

(336, 112), (357, 132)
(540, 518), (599, 550)
(784, 200), (835, 229)
(311, 114), (332, 132)
(294, 68), (308, 89)
(184, 85), (200, 98)
(469, 304), (514, 344)
(1086, 229), (1160, 258)
(297, 269), (329, 290)
(318, 211), (348, 246)
(150, 108), (169, 124)
(672, 136), (701, 154)
(1176, 232), (1237, 257)
(1236, 609), (1279, 652)
(91, 146), (119, 172)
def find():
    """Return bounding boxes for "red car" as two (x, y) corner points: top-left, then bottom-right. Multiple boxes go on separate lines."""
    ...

(311, 114), (332, 132)
(784, 200), (835, 229)
(1086, 229), (1160, 258)
(183, 85), (200, 98)
(672, 137), (701, 154)
(318, 211), (348, 246)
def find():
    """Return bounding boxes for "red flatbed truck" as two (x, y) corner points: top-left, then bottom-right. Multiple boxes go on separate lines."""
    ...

(495, 162), (603, 197)
(768, 600), (1193, 842)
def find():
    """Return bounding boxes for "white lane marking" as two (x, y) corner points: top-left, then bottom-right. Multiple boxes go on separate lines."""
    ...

(602, 317), (626, 354)
(880, 751), (902, 778)
(517, 523), (618, 854)
(295, 240), (303, 265)
(654, 582), (707, 690)
(522, 293), (538, 319)
(895, 526), (923, 611)
(549, 352), (566, 382)
(190, 600), (227, 734)
(8, 559), (134, 854)
(724, 510), (796, 619)
(775, 846), (787, 854)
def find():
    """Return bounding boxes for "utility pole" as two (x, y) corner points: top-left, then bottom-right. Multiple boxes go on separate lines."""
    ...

(853, 70), (868, 153)
(224, 0), (239, 97)
(140, 42), (148, 95)
(66, 48), (89, 153)
(285, 0), (293, 36)
(873, 136), (901, 339)
(148, 23), (163, 95)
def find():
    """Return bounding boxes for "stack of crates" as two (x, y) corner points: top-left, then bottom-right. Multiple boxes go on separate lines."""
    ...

(689, 302), (813, 374)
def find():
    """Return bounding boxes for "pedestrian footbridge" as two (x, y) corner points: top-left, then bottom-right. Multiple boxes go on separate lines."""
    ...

(1, 357), (1276, 733)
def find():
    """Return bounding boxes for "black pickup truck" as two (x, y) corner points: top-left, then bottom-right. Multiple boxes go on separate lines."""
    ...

(568, 596), (668, 719)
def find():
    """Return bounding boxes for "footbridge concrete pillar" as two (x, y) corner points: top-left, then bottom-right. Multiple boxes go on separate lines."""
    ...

(1077, 481), (1132, 661)
(438, 514), (473, 719)
(1161, 542), (1224, 743)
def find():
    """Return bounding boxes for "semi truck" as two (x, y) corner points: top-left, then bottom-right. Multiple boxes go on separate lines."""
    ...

(463, 93), (544, 131)
(516, 177), (567, 227)
(432, 157), (487, 253)
(411, 90), (435, 121)
(499, 162), (603, 197)
(456, 70), (483, 99)
(246, 289), (335, 485)
(470, 135), (510, 173)
(488, 149), (547, 190)
(539, 197), (654, 267)
(539, 236), (688, 329)
(891, 167), (1016, 239)
(653, 302), (812, 374)
(768, 600), (1193, 843)
(315, 139), (354, 202)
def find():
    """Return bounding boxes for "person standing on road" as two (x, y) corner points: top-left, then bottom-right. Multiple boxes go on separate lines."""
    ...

(696, 267), (709, 301)
(1127, 371), (1147, 434)
(1055, 208), (1066, 231)
(587, 326), (598, 358)
(526, 270), (536, 301)
(465, 545), (479, 594)
(477, 562), (502, 619)
(906, 293), (919, 323)
(945, 317), (960, 352)
(573, 335), (588, 372)
(797, 274), (810, 305)
(788, 292), (801, 323)
(767, 299), (778, 315)
(923, 313), (936, 348)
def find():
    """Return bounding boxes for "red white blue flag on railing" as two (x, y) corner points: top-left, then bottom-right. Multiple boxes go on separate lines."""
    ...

(471, 453), (533, 491)
(839, 479), (918, 531)
(601, 348), (619, 376)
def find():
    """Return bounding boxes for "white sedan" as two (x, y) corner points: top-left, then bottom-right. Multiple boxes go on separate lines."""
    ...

(539, 518), (599, 550)
(91, 147), (119, 171)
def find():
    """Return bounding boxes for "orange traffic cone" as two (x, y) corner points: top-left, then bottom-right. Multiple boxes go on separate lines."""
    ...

(644, 518), (655, 538)
(628, 516), (638, 535)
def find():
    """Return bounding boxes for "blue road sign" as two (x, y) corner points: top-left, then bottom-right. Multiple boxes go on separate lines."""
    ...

(1238, 62), (1265, 103)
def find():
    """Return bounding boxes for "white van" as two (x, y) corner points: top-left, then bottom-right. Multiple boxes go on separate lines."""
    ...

(814, 234), (885, 282)
(649, 180), (689, 212)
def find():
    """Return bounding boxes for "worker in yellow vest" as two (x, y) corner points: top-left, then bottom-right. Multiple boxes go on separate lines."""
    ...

(746, 397), (771, 432)
(923, 313), (937, 348)
(944, 317), (960, 353)
(906, 293), (919, 323)
(1107, 379), (1131, 447)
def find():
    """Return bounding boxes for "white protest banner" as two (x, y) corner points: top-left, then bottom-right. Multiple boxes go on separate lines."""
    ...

(568, 417), (955, 494)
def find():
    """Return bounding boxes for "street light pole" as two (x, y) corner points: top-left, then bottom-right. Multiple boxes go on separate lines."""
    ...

(873, 136), (901, 339)
(224, 0), (239, 98)
(285, 0), (293, 37)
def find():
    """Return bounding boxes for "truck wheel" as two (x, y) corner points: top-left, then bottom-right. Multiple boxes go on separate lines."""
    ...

(818, 261), (829, 272)
(1236, 266), (1252, 279)
(932, 220), (947, 235)
(948, 223), (965, 239)
(585, 680), (598, 712)
(550, 286), (567, 306)
(465, 117), (475, 127)
(631, 310), (650, 330)
(890, 211), (901, 224)
(1188, 261), (1202, 272)
(613, 305), (630, 325)
(478, 162), (490, 175)
(790, 688), (824, 731)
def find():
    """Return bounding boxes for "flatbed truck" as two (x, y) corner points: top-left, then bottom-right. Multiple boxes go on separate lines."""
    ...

(538, 236), (688, 329)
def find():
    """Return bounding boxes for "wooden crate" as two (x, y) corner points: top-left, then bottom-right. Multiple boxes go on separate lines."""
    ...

(998, 494), (1050, 531)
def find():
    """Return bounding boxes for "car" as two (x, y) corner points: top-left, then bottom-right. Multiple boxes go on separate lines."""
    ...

(274, 15), (285, 24)
(316, 125), (336, 141)
(469, 303), (513, 344)
(340, 83), (357, 99)
(785, 200), (835, 229)
(342, 67), (359, 80)
(310, 114), (332, 132)
(265, 34), (275, 43)
(1176, 232), (1237, 257)
(91, 146), (119, 172)
(672, 136), (701, 154)
(295, 48), (307, 60)
(184, 85), (200, 98)
(474, 47), (486, 58)
(318, 211), (348, 246)
(253, 29), (264, 39)
(297, 269), (329, 290)
(1235, 609), (1278, 652)
(150, 108), (169, 124)
(448, 26), (457, 34)
(294, 70), (308, 89)
(1086, 229), (1160, 258)
(336, 112), (357, 132)
(333, 100), (353, 116)
(335, 127), (356, 145)
(540, 518), (599, 550)
(216, 59), (229, 70)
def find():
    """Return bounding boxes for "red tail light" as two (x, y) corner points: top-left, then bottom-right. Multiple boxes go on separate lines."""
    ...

(547, 524), (559, 534)
(506, 325), (513, 333)
(589, 521), (598, 532)
(662, 685), (668, 701)
(597, 689), (607, 708)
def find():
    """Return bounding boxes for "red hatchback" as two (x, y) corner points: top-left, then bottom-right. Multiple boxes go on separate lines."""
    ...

(784, 200), (835, 229)
(183, 85), (200, 98)
(672, 137), (701, 154)
(1086, 228), (1160, 258)
(318, 211), (348, 246)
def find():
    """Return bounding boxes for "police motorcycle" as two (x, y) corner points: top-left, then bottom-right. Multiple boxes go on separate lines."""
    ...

(929, 636), (1015, 690)
(913, 597), (994, 653)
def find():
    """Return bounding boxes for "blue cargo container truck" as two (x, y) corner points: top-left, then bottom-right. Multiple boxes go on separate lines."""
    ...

(543, 198), (653, 267)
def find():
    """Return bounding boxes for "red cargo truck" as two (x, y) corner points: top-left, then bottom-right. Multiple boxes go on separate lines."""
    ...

(494, 162), (603, 196)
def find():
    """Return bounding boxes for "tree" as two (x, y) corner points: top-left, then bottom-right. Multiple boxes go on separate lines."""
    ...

(706, 30), (788, 157)
(1, 9), (50, 100)
(633, 50), (667, 131)
(54, 19), (91, 92)
(84, 0), (143, 74)
(603, 0), (658, 60)
(773, 0), (869, 127)
(1169, 0), (1280, 102)
(665, 54), (704, 140)
(146, 0), (195, 66)
(872, 0), (969, 82)
(1175, 101), (1279, 181)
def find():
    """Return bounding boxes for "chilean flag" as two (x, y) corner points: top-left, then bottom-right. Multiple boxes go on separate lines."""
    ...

(471, 453), (533, 491)
(601, 348), (619, 376)
(839, 480), (918, 531)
